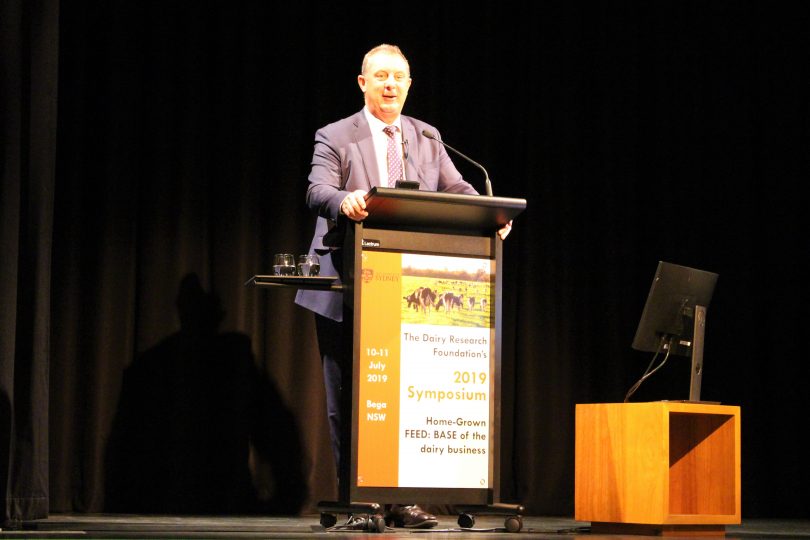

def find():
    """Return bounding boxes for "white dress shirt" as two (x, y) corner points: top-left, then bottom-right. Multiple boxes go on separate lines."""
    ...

(363, 107), (405, 186)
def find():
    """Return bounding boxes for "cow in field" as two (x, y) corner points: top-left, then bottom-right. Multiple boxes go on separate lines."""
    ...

(436, 291), (464, 313)
(404, 287), (437, 315)
(403, 287), (424, 311)
(417, 287), (437, 315)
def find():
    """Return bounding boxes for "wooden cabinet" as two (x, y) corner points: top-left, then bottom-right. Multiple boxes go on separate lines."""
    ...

(575, 402), (741, 535)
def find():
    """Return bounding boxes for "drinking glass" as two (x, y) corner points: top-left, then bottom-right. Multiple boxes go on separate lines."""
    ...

(273, 253), (296, 276)
(297, 254), (320, 276)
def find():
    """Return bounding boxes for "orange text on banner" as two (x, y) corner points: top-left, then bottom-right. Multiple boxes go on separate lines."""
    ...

(357, 251), (402, 487)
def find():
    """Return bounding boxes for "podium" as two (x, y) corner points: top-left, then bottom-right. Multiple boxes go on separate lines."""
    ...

(248, 187), (525, 532)
(575, 402), (741, 536)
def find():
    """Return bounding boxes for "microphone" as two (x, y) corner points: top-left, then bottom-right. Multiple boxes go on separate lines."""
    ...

(421, 129), (493, 196)
(394, 137), (420, 190)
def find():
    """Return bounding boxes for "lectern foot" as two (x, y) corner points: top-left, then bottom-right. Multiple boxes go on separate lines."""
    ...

(455, 503), (525, 533)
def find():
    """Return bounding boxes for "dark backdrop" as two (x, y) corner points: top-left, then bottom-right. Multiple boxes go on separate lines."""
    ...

(3, 0), (808, 522)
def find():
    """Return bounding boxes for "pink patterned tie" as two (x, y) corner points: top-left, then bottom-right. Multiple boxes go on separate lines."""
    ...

(383, 125), (403, 187)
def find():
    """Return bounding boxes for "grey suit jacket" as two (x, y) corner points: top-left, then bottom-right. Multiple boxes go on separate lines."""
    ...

(295, 109), (478, 321)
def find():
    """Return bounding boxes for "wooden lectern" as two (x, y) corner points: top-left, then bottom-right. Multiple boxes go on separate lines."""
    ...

(575, 402), (741, 536)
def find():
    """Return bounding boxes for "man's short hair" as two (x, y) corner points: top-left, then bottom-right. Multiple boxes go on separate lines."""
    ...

(361, 44), (410, 76)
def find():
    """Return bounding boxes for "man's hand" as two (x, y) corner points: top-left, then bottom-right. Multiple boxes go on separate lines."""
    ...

(497, 220), (513, 240)
(340, 189), (369, 221)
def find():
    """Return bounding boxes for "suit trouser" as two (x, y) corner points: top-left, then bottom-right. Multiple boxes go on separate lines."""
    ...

(315, 312), (353, 502)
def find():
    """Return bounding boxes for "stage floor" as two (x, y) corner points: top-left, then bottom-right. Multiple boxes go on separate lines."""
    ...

(3, 514), (809, 539)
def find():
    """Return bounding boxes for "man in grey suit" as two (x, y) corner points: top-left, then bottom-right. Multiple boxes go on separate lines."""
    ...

(295, 44), (511, 529)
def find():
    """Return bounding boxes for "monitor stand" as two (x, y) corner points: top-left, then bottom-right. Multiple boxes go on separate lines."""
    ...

(688, 305), (707, 402)
(667, 304), (719, 404)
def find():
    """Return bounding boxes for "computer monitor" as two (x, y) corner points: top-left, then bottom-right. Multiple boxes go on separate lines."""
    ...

(630, 261), (719, 402)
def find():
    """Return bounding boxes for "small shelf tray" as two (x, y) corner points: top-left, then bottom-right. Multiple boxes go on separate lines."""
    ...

(244, 274), (343, 291)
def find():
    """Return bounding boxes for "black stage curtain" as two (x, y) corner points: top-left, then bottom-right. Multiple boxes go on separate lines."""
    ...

(0, 0), (60, 525)
(4, 1), (810, 522)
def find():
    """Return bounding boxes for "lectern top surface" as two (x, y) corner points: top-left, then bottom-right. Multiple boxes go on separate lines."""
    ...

(363, 187), (526, 233)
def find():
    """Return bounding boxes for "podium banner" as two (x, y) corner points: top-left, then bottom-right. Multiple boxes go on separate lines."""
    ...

(357, 250), (494, 489)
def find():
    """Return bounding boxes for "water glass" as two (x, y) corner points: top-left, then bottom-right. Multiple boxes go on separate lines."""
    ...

(273, 253), (296, 276)
(297, 254), (320, 276)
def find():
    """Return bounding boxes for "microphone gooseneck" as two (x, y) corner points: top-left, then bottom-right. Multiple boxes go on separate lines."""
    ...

(421, 130), (493, 196)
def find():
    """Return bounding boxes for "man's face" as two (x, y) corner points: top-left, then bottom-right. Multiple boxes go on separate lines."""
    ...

(358, 51), (412, 124)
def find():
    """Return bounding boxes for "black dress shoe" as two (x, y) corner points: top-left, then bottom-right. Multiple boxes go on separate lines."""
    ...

(385, 504), (438, 529)
(338, 514), (385, 532)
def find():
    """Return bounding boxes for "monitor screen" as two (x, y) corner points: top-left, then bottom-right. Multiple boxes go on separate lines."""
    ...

(632, 261), (719, 357)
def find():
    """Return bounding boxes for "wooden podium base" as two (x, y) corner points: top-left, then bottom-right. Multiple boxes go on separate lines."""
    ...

(591, 522), (726, 537)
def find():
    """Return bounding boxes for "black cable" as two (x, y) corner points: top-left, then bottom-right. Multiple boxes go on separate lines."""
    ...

(624, 335), (674, 402)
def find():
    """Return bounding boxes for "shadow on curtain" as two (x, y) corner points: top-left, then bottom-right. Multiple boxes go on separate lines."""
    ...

(104, 273), (307, 515)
